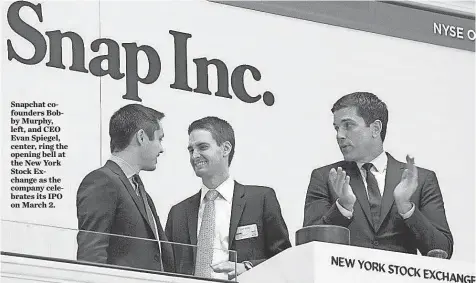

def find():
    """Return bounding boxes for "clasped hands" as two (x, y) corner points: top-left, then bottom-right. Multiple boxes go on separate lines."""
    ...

(329, 155), (418, 215)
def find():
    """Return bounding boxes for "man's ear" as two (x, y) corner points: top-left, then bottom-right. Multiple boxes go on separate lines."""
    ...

(222, 141), (232, 158)
(371, 120), (382, 139)
(136, 129), (147, 145)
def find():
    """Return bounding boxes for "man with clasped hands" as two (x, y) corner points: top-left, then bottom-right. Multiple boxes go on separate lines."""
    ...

(303, 92), (453, 257)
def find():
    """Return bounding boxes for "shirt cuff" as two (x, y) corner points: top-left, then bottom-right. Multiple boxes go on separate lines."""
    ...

(243, 261), (253, 270)
(400, 202), (415, 219)
(336, 199), (353, 219)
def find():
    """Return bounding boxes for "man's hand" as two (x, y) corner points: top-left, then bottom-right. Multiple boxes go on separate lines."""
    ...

(394, 155), (419, 214)
(329, 167), (356, 211)
(211, 260), (247, 279)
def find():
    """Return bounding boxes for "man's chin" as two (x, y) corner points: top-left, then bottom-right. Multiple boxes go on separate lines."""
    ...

(342, 152), (356, 162)
(193, 168), (204, 176)
(142, 164), (157, 171)
(194, 167), (209, 178)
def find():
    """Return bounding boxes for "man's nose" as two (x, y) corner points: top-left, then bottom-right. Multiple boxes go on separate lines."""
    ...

(191, 149), (200, 158)
(336, 127), (346, 139)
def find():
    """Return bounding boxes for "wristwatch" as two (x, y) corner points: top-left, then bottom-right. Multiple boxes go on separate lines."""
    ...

(243, 261), (253, 270)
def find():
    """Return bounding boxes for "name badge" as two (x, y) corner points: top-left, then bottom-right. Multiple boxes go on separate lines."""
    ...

(235, 224), (258, 240)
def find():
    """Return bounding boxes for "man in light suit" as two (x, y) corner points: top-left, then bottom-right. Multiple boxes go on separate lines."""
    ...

(165, 116), (291, 280)
(303, 92), (453, 257)
(76, 104), (173, 271)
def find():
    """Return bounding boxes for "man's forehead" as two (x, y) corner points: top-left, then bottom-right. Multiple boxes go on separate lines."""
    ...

(155, 121), (164, 138)
(333, 107), (360, 121)
(154, 128), (164, 138)
(188, 129), (216, 144)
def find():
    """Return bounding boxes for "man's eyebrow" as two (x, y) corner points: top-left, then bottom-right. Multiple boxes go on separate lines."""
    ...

(187, 142), (208, 150)
(334, 118), (356, 124)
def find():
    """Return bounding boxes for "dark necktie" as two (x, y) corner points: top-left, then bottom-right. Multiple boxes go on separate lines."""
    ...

(362, 163), (382, 230)
(194, 189), (219, 278)
(132, 174), (163, 269)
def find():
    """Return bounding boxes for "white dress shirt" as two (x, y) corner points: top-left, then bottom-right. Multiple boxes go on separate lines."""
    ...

(109, 154), (140, 192)
(337, 151), (415, 219)
(356, 150), (388, 197)
(197, 176), (234, 280)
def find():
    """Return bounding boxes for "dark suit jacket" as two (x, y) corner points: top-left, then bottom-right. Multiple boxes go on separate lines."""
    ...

(303, 153), (453, 257)
(76, 160), (173, 271)
(165, 181), (291, 275)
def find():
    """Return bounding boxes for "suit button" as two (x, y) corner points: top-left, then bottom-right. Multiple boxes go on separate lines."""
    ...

(373, 240), (379, 246)
(154, 254), (161, 261)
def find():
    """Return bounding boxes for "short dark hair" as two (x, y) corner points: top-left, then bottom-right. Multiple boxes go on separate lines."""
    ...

(109, 104), (165, 153)
(188, 116), (235, 166)
(331, 92), (388, 142)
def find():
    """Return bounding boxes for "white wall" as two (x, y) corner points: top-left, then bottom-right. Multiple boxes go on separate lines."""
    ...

(2, 1), (474, 263)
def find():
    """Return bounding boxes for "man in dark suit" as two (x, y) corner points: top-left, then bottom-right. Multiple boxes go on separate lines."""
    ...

(76, 104), (173, 271)
(165, 116), (291, 280)
(303, 92), (453, 257)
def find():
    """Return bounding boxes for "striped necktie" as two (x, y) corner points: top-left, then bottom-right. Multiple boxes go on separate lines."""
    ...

(194, 189), (219, 278)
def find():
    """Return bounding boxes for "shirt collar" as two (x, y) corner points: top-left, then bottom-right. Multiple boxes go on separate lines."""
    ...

(356, 151), (387, 173)
(109, 154), (140, 179)
(200, 175), (234, 204)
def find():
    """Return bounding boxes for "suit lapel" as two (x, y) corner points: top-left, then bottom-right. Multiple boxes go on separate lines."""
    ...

(228, 182), (246, 249)
(105, 161), (149, 224)
(147, 194), (166, 241)
(376, 153), (405, 231)
(148, 194), (174, 270)
(344, 162), (374, 230)
(186, 191), (201, 265)
(186, 192), (201, 246)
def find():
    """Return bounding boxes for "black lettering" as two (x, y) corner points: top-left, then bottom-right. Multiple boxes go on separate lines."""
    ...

(231, 64), (262, 103)
(169, 30), (192, 92)
(7, 1), (47, 64)
(331, 256), (339, 266)
(388, 265), (395, 274)
(89, 38), (124, 79)
(414, 268), (421, 277)
(121, 43), (161, 102)
(357, 259), (364, 269)
(364, 261), (373, 271)
(344, 257), (355, 268)
(193, 58), (231, 98)
(372, 262), (379, 272)
(45, 30), (88, 72)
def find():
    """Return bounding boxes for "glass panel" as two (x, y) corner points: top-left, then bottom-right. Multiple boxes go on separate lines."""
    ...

(1, 219), (237, 282)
